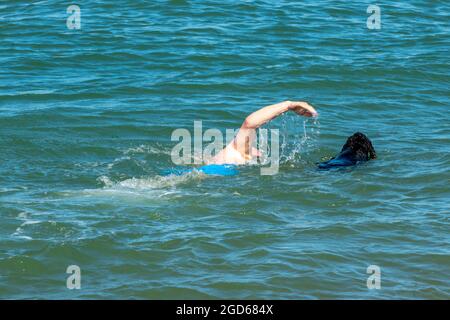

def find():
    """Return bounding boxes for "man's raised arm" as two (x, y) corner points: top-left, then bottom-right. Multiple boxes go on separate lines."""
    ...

(233, 100), (318, 158)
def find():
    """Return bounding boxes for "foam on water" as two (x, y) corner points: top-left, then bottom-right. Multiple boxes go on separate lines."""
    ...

(75, 170), (210, 202)
(99, 171), (206, 191)
(123, 144), (173, 156)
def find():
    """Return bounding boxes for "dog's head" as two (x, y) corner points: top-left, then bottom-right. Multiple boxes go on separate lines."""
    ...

(341, 132), (377, 161)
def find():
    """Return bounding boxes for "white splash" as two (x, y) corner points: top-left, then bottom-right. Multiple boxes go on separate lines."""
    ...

(276, 113), (321, 164)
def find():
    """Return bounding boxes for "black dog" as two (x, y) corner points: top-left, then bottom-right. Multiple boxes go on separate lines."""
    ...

(317, 132), (376, 169)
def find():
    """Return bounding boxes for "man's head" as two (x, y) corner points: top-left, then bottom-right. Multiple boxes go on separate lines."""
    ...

(317, 132), (376, 169)
(341, 132), (376, 161)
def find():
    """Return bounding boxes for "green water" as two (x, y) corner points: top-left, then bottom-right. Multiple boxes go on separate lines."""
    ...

(0, 1), (449, 299)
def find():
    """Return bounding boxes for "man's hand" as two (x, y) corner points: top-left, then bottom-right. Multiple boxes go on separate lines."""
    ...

(288, 101), (318, 118)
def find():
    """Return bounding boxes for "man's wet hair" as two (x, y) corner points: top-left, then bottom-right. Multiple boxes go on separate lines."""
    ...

(317, 132), (376, 169)
(341, 132), (377, 161)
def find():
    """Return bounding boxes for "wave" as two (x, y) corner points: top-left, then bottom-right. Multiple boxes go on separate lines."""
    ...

(99, 172), (205, 191)
(122, 144), (173, 156)
(76, 170), (208, 201)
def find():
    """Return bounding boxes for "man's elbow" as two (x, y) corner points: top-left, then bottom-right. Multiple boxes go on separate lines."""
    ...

(242, 116), (258, 129)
